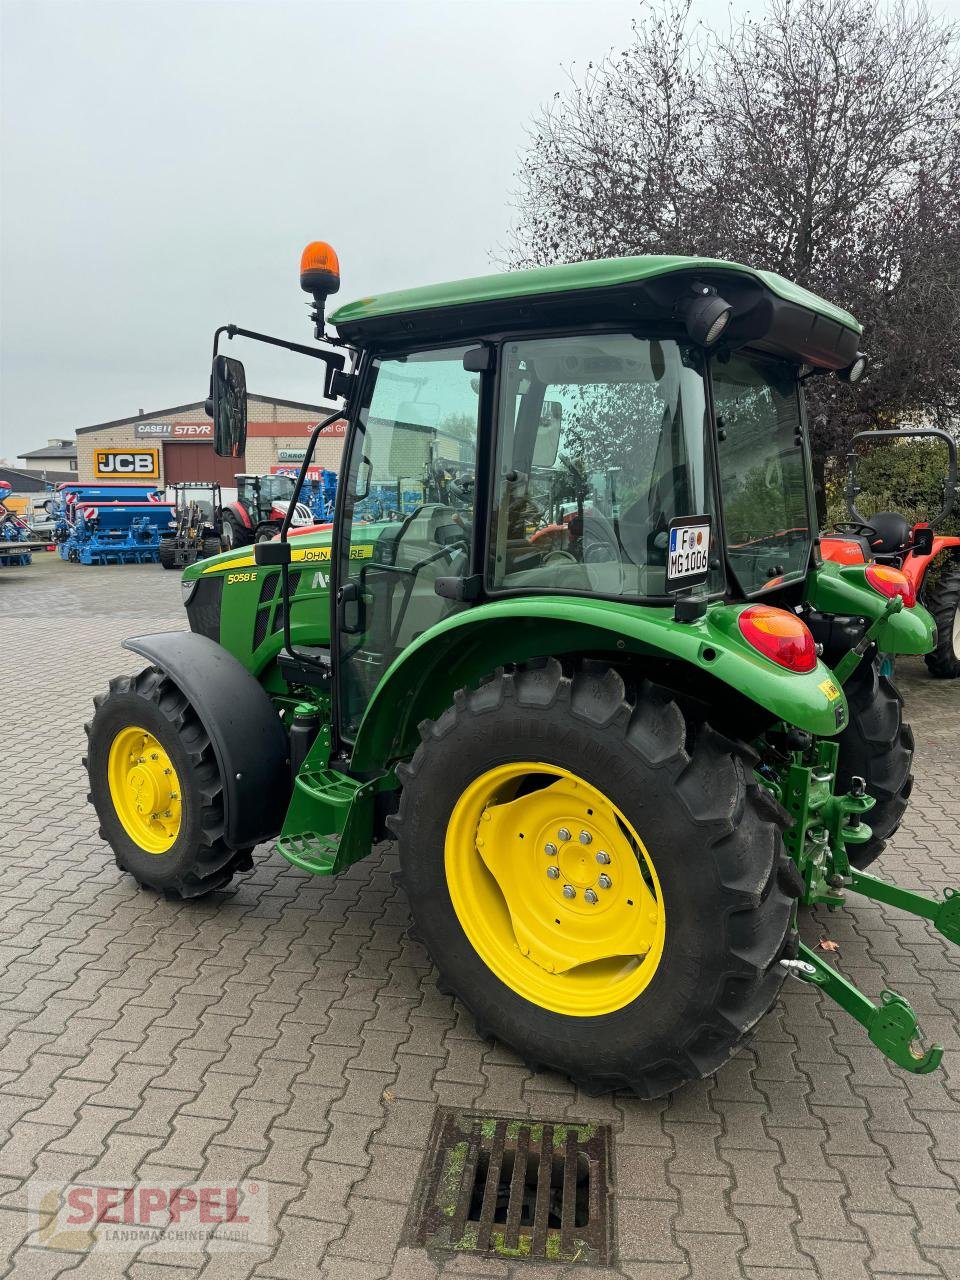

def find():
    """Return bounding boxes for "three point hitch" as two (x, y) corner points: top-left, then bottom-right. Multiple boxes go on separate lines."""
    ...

(764, 738), (959, 1075)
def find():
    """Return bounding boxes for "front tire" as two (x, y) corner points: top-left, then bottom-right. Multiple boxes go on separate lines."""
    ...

(157, 540), (178, 570)
(85, 667), (252, 897)
(835, 658), (914, 870)
(924, 567), (960, 679)
(392, 660), (798, 1098)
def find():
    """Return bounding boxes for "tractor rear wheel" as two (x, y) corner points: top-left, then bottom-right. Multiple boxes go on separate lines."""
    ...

(835, 657), (914, 870)
(85, 667), (253, 897)
(221, 511), (251, 550)
(924, 567), (960, 679)
(392, 660), (799, 1098)
(201, 537), (223, 560)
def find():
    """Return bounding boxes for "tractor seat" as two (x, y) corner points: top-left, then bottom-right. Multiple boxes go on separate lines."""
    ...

(867, 511), (912, 557)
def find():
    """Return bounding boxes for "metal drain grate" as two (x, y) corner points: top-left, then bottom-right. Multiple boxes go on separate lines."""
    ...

(407, 1108), (614, 1264)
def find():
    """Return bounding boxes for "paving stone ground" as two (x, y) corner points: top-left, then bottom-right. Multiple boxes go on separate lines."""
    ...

(1, 552), (959, 1280)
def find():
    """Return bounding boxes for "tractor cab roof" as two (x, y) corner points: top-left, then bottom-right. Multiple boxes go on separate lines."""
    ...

(330, 254), (861, 371)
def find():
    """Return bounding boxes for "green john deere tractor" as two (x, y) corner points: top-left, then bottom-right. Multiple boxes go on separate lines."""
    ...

(85, 245), (960, 1097)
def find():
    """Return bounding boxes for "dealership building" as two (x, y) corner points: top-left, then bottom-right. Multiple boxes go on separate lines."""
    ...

(75, 394), (346, 489)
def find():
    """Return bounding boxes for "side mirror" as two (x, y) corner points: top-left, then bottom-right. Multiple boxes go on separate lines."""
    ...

(211, 355), (248, 458)
(912, 526), (934, 556)
(533, 400), (563, 468)
(355, 455), (372, 501)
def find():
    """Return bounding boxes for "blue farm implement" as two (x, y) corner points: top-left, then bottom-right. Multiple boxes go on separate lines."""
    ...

(52, 484), (175, 565)
(0, 481), (47, 567)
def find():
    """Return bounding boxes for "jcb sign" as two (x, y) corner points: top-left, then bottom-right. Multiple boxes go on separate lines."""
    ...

(93, 449), (160, 480)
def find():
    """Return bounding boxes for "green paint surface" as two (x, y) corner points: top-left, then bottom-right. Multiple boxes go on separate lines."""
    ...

(330, 253), (861, 334)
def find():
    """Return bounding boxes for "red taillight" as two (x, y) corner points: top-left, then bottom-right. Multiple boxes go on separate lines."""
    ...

(738, 605), (817, 673)
(865, 562), (916, 608)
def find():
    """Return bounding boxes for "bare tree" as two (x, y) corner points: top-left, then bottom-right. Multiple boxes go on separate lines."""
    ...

(509, 0), (960, 509)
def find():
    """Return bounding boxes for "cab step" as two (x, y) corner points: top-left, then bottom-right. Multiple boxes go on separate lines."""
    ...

(276, 831), (341, 875)
(276, 766), (375, 877)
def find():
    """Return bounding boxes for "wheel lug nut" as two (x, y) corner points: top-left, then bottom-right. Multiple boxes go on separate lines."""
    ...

(546, 866), (560, 880)
(598, 874), (612, 890)
(562, 884), (576, 899)
(596, 851), (610, 865)
(544, 842), (558, 857)
(579, 830), (592, 845)
(584, 889), (598, 904)
(557, 827), (571, 842)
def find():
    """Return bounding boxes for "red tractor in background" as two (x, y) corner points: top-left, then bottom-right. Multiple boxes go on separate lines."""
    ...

(821, 427), (960, 677)
(219, 473), (313, 548)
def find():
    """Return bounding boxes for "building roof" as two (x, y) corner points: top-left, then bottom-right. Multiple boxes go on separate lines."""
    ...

(75, 393), (334, 435)
(330, 253), (861, 335)
(0, 465), (74, 491)
(18, 443), (78, 461)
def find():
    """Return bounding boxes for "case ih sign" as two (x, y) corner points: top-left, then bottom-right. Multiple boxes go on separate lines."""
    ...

(92, 449), (161, 480)
(134, 422), (214, 441)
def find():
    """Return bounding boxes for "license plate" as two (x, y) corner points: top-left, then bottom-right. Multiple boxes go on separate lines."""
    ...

(666, 516), (711, 589)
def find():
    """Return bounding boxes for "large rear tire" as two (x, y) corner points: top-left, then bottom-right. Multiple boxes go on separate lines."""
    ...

(392, 660), (799, 1098)
(221, 511), (251, 550)
(924, 567), (960, 679)
(835, 658), (914, 870)
(85, 667), (253, 897)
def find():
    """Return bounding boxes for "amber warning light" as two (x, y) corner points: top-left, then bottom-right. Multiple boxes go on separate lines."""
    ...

(300, 241), (341, 303)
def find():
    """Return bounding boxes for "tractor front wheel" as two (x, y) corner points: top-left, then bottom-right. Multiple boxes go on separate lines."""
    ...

(924, 567), (960, 679)
(85, 668), (252, 897)
(392, 660), (799, 1098)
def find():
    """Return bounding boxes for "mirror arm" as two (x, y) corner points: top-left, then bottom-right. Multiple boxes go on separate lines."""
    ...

(215, 324), (352, 401)
(271, 407), (349, 665)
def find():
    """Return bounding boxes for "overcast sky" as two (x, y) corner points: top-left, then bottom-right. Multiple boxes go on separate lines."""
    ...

(2, 0), (958, 462)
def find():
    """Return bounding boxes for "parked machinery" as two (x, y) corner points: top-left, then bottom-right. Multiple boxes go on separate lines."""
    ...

(0, 480), (46, 568)
(220, 473), (314, 548)
(158, 482), (225, 570)
(821, 428), (960, 678)
(51, 484), (175, 565)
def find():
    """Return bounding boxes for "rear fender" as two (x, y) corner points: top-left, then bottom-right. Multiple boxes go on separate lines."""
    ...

(807, 560), (936, 654)
(348, 597), (849, 772)
(123, 631), (290, 846)
(903, 536), (960, 594)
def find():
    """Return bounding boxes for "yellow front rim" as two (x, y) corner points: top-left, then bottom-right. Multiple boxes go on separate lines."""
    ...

(107, 726), (182, 854)
(445, 763), (666, 1017)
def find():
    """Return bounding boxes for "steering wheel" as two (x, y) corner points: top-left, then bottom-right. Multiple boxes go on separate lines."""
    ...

(833, 520), (878, 539)
(542, 549), (578, 565)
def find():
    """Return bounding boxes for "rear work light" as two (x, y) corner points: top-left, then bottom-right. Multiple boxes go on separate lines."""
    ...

(738, 605), (818, 673)
(865, 562), (916, 608)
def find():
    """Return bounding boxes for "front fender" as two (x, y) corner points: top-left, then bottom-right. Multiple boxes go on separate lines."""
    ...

(807, 561), (936, 654)
(349, 597), (848, 772)
(123, 631), (290, 847)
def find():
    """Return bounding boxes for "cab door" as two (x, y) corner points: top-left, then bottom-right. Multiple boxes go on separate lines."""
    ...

(334, 346), (483, 740)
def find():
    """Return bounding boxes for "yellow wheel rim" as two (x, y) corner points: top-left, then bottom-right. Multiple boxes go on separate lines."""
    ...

(107, 726), (182, 854)
(445, 763), (666, 1017)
